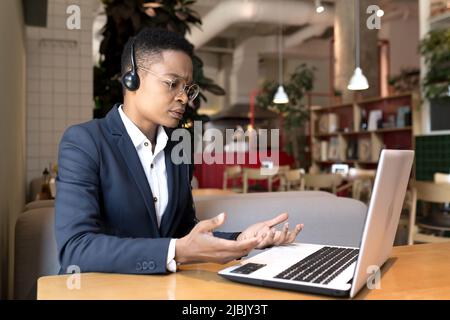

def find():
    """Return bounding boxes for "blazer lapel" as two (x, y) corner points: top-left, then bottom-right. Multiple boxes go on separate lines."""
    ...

(107, 105), (160, 237)
(159, 145), (179, 237)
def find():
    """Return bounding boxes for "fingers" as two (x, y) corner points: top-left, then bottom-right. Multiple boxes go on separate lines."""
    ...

(267, 223), (304, 247)
(195, 212), (226, 233)
(256, 227), (276, 249)
(286, 224), (304, 243)
(274, 223), (290, 245)
(264, 212), (289, 228)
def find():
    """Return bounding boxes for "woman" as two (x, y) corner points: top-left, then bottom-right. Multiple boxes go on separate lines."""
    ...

(55, 27), (303, 275)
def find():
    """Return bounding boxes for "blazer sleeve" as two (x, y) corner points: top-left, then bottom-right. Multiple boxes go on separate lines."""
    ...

(55, 125), (171, 275)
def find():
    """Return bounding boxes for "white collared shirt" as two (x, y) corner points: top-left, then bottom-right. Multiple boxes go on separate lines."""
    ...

(118, 105), (177, 272)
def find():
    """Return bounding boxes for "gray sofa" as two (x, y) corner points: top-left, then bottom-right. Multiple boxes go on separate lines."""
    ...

(14, 191), (367, 299)
(194, 191), (367, 248)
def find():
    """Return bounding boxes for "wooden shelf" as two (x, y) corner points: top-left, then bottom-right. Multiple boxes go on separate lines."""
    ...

(371, 127), (412, 133)
(355, 93), (413, 105)
(315, 160), (378, 166)
(310, 93), (417, 173)
(340, 131), (371, 136)
(315, 127), (412, 138)
(315, 103), (353, 113)
(315, 133), (339, 138)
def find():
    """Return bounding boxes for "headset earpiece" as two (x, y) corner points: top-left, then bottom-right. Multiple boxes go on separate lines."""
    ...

(122, 40), (140, 91)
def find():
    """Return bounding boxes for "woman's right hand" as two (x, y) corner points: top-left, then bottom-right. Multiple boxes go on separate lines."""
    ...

(175, 213), (262, 265)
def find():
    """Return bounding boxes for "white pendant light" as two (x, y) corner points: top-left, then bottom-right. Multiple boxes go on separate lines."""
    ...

(348, 67), (369, 90)
(348, 0), (369, 91)
(315, 0), (325, 13)
(273, 85), (289, 104)
(273, 21), (289, 104)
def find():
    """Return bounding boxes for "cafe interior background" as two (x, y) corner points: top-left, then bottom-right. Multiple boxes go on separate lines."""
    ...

(1, 0), (450, 299)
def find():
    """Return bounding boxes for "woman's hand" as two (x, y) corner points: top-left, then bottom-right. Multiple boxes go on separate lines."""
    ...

(175, 213), (261, 264)
(237, 213), (304, 249)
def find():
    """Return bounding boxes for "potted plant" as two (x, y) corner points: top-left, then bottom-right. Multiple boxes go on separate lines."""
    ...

(419, 28), (450, 105)
(388, 68), (420, 94)
(256, 64), (316, 168)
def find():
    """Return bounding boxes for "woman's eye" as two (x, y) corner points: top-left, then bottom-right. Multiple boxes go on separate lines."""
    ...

(169, 79), (180, 90)
(163, 80), (174, 89)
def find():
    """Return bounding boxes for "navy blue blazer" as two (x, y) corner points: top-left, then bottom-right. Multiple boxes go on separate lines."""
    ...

(55, 104), (239, 275)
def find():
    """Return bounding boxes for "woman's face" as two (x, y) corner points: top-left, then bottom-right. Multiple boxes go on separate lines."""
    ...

(132, 49), (194, 128)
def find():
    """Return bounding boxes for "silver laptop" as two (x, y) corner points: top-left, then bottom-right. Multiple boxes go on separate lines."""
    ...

(218, 149), (414, 298)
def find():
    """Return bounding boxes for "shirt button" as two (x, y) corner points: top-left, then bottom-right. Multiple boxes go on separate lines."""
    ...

(150, 163), (154, 169)
(144, 142), (149, 147)
(153, 197), (157, 202)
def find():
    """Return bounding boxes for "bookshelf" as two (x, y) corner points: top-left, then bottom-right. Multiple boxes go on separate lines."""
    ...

(310, 92), (419, 172)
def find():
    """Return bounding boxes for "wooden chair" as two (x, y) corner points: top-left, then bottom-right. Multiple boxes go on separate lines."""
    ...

(242, 168), (277, 193)
(303, 173), (343, 194)
(434, 172), (450, 184)
(283, 169), (306, 191)
(408, 181), (450, 245)
(270, 165), (291, 191)
(223, 165), (243, 193)
(347, 168), (376, 202)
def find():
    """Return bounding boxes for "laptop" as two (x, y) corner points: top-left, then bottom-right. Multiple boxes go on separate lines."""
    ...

(218, 149), (414, 298)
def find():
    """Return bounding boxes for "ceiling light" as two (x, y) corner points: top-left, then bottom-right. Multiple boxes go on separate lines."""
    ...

(273, 22), (289, 104)
(348, 0), (369, 91)
(315, 0), (325, 13)
(348, 67), (369, 90)
(273, 85), (290, 104)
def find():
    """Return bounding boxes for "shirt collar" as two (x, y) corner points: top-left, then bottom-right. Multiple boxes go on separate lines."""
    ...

(118, 105), (168, 151)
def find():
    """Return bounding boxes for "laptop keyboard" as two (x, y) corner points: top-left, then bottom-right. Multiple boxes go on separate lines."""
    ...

(274, 246), (359, 285)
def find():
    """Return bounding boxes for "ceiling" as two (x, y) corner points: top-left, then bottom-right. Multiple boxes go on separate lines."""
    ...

(189, 0), (418, 53)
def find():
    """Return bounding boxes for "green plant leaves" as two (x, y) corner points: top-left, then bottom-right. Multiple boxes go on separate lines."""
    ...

(419, 28), (450, 100)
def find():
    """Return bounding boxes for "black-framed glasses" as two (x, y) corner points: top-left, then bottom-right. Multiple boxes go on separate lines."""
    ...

(138, 65), (199, 102)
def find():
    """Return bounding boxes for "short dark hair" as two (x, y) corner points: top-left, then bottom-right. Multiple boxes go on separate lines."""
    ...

(121, 27), (194, 76)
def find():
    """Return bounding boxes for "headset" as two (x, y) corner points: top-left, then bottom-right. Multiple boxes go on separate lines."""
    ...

(121, 38), (140, 91)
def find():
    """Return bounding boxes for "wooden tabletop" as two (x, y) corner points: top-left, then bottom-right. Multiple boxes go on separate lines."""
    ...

(191, 188), (236, 197)
(37, 242), (450, 300)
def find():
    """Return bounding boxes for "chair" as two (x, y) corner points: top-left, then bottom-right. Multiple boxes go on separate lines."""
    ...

(434, 172), (450, 184)
(28, 177), (43, 202)
(222, 165), (243, 193)
(347, 168), (376, 202)
(14, 207), (60, 299)
(270, 165), (291, 191)
(283, 169), (306, 191)
(242, 168), (277, 193)
(303, 173), (343, 194)
(24, 199), (55, 211)
(408, 181), (450, 245)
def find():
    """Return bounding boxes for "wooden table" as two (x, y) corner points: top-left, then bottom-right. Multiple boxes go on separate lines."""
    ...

(192, 188), (236, 197)
(37, 242), (450, 300)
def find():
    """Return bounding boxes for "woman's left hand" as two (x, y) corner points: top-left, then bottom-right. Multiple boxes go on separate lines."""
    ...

(236, 213), (304, 249)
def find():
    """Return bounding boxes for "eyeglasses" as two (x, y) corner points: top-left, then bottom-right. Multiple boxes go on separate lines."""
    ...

(137, 65), (199, 103)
